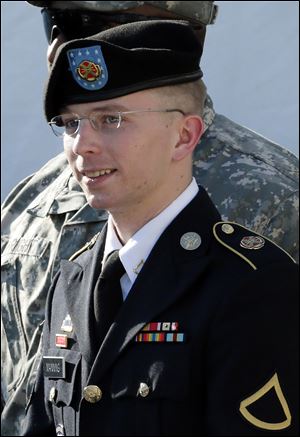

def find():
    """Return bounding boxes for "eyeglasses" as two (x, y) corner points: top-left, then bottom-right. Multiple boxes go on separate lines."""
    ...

(49, 109), (185, 138)
(41, 8), (116, 44)
(42, 8), (203, 44)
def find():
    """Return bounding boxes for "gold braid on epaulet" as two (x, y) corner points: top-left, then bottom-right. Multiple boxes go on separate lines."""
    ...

(213, 221), (296, 271)
(68, 232), (100, 261)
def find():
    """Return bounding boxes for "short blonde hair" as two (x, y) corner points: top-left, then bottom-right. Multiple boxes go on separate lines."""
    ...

(155, 79), (207, 117)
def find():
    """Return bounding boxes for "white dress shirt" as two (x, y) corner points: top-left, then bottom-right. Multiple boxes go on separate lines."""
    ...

(103, 178), (199, 300)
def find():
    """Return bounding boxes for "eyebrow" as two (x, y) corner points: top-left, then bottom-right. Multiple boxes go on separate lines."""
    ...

(62, 104), (131, 114)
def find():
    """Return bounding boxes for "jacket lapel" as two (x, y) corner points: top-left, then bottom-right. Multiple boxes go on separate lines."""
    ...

(87, 188), (220, 383)
(60, 225), (107, 364)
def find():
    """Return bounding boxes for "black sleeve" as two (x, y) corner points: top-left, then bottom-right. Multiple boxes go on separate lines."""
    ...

(205, 261), (299, 436)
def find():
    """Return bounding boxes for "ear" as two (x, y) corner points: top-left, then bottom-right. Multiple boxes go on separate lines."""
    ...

(172, 115), (204, 161)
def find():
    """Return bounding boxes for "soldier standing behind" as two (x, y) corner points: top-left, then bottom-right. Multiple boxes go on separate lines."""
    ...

(1, 2), (299, 436)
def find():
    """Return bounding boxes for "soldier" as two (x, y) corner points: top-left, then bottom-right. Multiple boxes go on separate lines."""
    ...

(23, 20), (298, 435)
(1, 1), (298, 435)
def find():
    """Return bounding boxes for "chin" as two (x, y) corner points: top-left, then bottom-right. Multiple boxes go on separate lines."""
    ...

(86, 193), (113, 211)
(87, 197), (107, 210)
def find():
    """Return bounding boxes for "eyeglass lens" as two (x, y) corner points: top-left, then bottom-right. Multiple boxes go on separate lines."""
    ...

(41, 8), (125, 44)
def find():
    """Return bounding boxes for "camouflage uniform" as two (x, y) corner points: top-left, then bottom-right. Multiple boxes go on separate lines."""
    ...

(1, 94), (299, 435)
(27, 1), (218, 25)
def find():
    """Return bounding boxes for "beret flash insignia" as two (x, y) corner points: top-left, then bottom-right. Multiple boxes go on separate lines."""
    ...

(67, 45), (108, 91)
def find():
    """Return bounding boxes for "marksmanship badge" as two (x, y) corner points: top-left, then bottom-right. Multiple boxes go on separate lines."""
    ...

(67, 45), (108, 91)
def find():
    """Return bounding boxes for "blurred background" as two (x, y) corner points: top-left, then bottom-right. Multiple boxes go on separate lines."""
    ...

(1, 0), (299, 201)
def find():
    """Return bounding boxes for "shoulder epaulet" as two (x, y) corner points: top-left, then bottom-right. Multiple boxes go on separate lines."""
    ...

(213, 221), (296, 270)
(68, 232), (100, 261)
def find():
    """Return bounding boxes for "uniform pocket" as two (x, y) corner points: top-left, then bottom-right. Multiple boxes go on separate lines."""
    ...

(44, 348), (82, 407)
(111, 343), (190, 401)
(44, 349), (82, 436)
(110, 343), (191, 436)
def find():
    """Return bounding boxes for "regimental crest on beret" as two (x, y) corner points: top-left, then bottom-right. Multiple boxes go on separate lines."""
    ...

(67, 45), (108, 91)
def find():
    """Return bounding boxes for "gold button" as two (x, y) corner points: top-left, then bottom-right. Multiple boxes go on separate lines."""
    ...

(138, 382), (150, 398)
(221, 223), (234, 234)
(49, 386), (57, 403)
(83, 385), (102, 403)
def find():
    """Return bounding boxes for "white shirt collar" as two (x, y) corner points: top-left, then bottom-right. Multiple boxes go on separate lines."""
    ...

(103, 178), (199, 297)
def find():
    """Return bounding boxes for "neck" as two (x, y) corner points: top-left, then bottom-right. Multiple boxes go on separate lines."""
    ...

(110, 174), (193, 244)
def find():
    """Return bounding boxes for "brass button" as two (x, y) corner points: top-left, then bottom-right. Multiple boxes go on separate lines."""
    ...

(49, 386), (57, 403)
(221, 223), (234, 234)
(83, 385), (102, 403)
(138, 382), (150, 398)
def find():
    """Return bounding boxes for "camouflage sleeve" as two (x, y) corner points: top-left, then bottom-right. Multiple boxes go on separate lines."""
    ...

(261, 192), (299, 263)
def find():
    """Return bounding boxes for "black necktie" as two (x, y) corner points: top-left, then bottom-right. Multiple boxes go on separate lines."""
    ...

(94, 250), (125, 347)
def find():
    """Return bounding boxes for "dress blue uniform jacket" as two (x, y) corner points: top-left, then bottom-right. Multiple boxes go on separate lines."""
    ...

(23, 187), (299, 436)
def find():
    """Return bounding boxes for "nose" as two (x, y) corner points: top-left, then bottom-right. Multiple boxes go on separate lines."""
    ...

(68, 119), (103, 156)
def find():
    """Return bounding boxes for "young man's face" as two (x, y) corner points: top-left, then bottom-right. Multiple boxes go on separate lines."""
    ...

(63, 89), (185, 216)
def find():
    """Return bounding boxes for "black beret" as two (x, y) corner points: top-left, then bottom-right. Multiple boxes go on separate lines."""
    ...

(45, 20), (203, 121)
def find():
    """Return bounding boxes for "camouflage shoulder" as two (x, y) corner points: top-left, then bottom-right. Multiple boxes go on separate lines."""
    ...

(2, 152), (68, 212)
(210, 114), (299, 180)
(1, 173), (35, 210)
(213, 221), (297, 270)
(68, 232), (100, 261)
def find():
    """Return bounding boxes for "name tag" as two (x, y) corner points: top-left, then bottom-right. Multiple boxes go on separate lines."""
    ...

(43, 356), (65, 379)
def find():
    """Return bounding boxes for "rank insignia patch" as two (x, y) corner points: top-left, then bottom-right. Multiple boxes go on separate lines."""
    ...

(67, 45), (108, 91)
(239, 373), (291, 430)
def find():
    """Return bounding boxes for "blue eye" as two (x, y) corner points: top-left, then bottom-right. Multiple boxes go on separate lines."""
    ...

(104, 114), (120, 125)
(65, 119), (79, 134)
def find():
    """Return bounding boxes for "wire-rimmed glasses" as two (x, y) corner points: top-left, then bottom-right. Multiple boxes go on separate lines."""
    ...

(48, 108), (186, 138)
